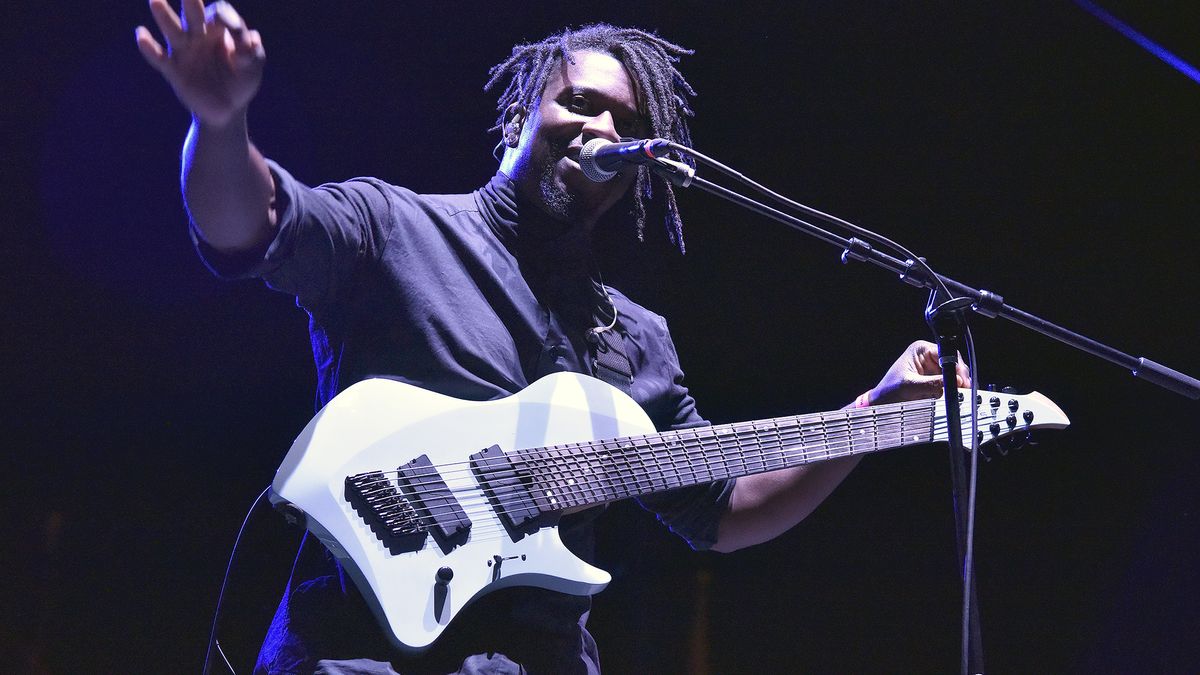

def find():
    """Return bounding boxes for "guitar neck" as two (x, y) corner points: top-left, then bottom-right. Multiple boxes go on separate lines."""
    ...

(513, 398), (940, 510)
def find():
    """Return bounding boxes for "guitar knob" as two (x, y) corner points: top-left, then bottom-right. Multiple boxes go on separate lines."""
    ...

(1006, 414), (1017, 428)
(436, 567), (454, 584)
(990, 396), (1001, 409)
(1008, 399), (1019, 412)
(990, 422), (1001, 436)
(1023, 410), (1034, 423)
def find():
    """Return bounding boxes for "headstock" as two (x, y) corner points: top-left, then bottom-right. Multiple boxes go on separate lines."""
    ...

(932, 387), (1070, 458)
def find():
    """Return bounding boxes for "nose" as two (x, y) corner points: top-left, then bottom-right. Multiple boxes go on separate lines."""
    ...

(581, 110), (621, 143)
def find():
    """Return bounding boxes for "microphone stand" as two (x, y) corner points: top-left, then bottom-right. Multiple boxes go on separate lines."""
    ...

(647, 156), (1200, 675)
(648, 158), (1200, 400)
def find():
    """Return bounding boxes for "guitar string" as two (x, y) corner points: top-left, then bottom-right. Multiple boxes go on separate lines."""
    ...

(419, 415), (990, 540)
(346, 411), (934, 538)
(343, 412), (996, 538)
(346, 398), (939, 488)
(354, 412), (990, 542)
(347, 399), (999, 500)
(345, 405), (995, 508)
(346, 404), (934, 497)
(347, 414), (987, 524)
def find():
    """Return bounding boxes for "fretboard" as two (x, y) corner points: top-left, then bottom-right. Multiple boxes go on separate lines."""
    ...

(512, 398), (940, 510)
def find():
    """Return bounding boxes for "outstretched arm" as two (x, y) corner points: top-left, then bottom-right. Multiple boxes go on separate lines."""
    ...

(136, 0), (274, 252)
(711, 340), (971, 552)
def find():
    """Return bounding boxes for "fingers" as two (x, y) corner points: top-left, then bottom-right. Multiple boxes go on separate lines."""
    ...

(956, 361), (972, 389)
(208, 3), (263, 60)
(210, 1), (245, 32)
(134, 25), (171, 73)
(912, 372), (949, 396)
(181, 0), (207, 36)
(148, 0), (186, 48)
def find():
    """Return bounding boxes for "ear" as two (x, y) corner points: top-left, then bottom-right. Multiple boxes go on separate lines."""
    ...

(502, 103), (527, 148)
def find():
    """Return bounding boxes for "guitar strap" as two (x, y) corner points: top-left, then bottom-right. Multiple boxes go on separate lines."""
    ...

(588, 325), (634, 396)
(587, 278), (635, 396)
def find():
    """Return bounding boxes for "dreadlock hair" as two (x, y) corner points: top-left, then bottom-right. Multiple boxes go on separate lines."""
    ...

(484, 24), (697, 253)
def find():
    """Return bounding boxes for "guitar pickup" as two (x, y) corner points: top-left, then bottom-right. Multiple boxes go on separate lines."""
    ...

(469, 445), (548, 541)
(395, 454), (472, 553)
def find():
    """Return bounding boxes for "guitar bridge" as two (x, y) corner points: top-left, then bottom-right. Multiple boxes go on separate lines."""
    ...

(345, 471), (427, 554)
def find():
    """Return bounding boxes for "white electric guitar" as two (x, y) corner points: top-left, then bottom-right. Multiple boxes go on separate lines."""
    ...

(269, 372), (1068, 653)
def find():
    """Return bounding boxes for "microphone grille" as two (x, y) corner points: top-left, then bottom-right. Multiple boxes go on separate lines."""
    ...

(579, 138), (617, 183)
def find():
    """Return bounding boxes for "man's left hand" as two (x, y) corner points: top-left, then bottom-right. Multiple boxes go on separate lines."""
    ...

(866, 340), (971, 405)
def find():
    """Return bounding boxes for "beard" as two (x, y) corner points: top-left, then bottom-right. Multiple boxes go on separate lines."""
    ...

(533, 138), (581, 223)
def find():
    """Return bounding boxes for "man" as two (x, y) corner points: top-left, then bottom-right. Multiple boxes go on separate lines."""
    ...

(137, 2), (968, 673)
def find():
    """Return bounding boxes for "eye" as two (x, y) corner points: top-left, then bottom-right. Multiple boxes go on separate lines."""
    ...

(568, 95), (591, 114)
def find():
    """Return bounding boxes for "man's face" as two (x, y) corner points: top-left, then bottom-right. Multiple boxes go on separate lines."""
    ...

(502, 50), (645, 229)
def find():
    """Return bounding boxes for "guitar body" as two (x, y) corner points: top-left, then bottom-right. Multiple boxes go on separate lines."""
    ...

(270, 372), (656, 654)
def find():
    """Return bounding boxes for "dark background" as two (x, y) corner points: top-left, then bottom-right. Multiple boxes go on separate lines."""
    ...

(5, 2), (1198, 672)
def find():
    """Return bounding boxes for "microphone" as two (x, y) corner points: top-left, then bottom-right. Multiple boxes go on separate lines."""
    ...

(578, 138), (672, 182)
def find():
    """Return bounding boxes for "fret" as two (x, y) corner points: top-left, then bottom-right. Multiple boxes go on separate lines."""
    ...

(833, 410), (851, 458)
(608, 440), (639, 502)
(848, 410), (872, 456)
(687, 427), (714, 483)
(519, 447), (553, 512)
(703, 426), (734, 481)
(590, 440), (618, 503)
(542, 446), (568, 510)
(555, 445), (585, 509)
(768, 417), (787, 470)
(741, 421), (758, 474)
(643, 442), (670, 494)
(719, 424), (745, 479)
(734, 422), (759, 477)
(626, 441), (656, 496)
(569, 443), (594, 506)
(801, 415), (820, 461)
(563, 443), (591, 507)
(595, 439), (620, 502)
(666, 432), (697, 488)
(658, 435), (685, 490)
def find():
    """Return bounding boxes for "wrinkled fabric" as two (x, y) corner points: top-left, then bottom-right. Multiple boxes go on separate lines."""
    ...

(194, 164), (734, 674)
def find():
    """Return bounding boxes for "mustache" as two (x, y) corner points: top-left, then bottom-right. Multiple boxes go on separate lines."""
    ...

(548, 137), (571, 159)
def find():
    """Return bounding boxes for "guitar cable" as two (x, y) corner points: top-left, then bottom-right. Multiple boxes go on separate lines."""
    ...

(202, 485), (272, 675)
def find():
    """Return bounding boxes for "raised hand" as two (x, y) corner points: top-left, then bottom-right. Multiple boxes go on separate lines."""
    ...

(135, 0), (265, 127)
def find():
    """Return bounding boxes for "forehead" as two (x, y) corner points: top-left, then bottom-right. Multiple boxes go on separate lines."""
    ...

(542, 50), (640, 110)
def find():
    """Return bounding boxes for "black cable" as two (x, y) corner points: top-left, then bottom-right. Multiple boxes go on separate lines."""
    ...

(202, 485), (271, 675)
(962, 326), (983, 674)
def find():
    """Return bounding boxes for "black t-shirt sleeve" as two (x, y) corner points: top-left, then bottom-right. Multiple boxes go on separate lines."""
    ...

(191, 159), (396, 314)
